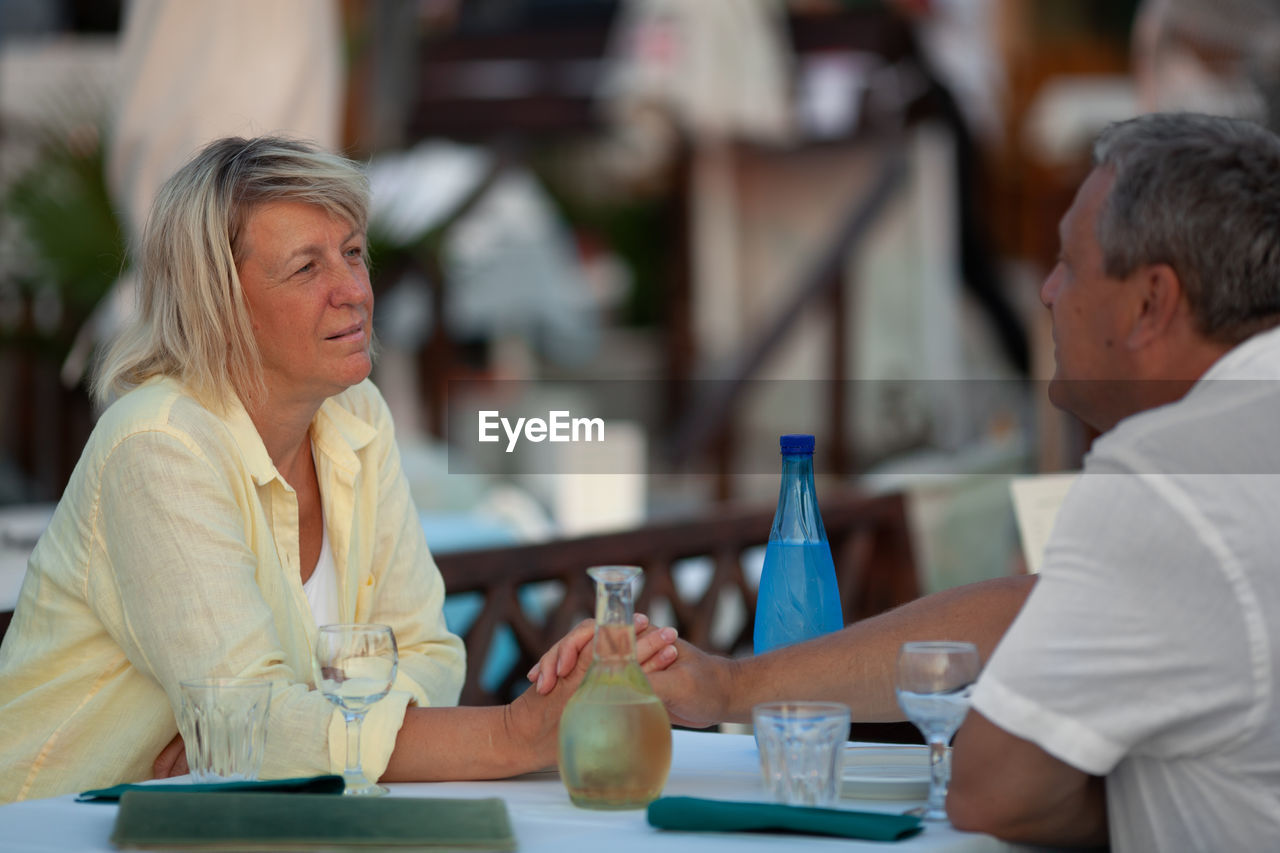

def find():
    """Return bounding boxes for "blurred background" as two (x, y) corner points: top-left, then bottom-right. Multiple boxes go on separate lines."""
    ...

(3, 0), (1279, 611)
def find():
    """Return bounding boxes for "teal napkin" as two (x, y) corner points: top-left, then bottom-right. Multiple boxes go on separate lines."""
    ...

(647, 796), (923, 842)
(77, 774), (344, 802)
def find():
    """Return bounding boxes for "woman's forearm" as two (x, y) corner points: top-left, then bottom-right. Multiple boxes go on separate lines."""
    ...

(381, 664), (572, 782)
(381, 704), (547, 781)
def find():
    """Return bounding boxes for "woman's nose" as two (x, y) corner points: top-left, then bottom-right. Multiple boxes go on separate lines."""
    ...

(330, 262), (371, 305)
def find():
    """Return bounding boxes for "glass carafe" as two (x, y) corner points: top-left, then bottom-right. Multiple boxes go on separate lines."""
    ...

(557, 566), (672, 809)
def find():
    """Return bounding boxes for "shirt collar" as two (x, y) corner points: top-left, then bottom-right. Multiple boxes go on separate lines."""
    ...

(222, 387), (379, 487)
(1197, 323), (1280, 383)
(220, 394), (278, 487)
(312, 391), (378, 475)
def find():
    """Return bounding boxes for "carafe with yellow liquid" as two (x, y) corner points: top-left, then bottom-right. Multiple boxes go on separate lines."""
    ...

(558, 566), (672, 809)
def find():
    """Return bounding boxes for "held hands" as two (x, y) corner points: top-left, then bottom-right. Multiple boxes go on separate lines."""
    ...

(525, 614), (679, 694)
(525, 617), (736, 731)
(506, 614), (678, 771)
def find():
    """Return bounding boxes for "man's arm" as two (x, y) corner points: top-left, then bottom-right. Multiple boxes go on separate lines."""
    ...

(649, 574), (1036, 725)
(949, 710), (1108, 846)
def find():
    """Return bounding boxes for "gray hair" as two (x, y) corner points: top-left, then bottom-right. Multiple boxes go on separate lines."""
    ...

(1093, 113), (1280, 345)
(93, 136), (370, 409)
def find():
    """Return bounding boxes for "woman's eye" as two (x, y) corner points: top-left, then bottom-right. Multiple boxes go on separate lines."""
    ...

(345, 246), (364, 259)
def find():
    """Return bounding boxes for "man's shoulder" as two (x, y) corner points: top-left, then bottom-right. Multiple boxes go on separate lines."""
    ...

(1204, 324), (1280, 381)
(1093, 381), (1280, 478)
(1095, 325), (1280, 458)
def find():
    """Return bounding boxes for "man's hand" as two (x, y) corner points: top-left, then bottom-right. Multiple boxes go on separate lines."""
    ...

(153, 732), (189, 778)
(647, 639), (739, 728)
(526, 614), (678, 695)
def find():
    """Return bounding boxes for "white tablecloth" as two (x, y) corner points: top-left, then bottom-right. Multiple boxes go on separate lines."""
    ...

(0, 731), (1010, 852)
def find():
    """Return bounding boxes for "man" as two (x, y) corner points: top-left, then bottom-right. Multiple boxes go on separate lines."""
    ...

(533, 112), (1280, 850)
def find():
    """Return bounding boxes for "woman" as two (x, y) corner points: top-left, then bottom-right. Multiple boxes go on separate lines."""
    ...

(0, 137), (675, 802)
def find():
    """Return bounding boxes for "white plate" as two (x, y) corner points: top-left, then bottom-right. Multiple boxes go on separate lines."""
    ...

(840, 744), (936, 800)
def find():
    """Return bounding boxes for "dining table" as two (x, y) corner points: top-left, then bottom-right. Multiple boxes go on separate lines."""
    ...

(0, 730), (1010, 852)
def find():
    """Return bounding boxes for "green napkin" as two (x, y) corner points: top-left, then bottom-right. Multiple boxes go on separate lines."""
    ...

(109, 791), (516, 850)
(647, 796), (923, 842)
(77, 774), (344, 802)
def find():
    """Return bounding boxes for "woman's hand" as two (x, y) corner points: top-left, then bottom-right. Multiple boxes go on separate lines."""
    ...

(503, 646), (589, 771)
(153, 732), (189, 778)
(386, 616), (681, 781)
(526, 614), (678, 695)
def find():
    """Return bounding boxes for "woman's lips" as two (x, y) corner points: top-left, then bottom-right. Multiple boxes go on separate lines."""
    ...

(326, 322), (364, 341)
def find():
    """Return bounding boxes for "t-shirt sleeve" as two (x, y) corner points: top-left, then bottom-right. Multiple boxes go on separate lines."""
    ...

(971, 464), (1260, 776)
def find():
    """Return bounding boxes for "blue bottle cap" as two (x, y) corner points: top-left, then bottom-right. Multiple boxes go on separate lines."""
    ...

(779, 434), (815, 454)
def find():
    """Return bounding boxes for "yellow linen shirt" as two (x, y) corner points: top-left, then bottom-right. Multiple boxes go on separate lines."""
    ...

(0, 376), (465, 802)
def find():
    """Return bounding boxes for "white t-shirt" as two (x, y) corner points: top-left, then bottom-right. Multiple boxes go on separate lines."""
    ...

(302, 523), (340, 628)
(972, 325), (1280, 852)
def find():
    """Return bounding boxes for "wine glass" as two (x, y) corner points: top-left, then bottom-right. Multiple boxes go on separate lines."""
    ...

(895, 641), (981, 821)
(315, 623), (398, 796)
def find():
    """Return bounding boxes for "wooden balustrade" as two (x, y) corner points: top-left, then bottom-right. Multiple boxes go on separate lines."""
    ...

(435, 490), (919, 707)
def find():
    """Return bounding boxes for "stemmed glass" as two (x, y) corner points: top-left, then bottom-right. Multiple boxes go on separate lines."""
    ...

(315, 624), (398, 796)
(895, 641), (981, 822)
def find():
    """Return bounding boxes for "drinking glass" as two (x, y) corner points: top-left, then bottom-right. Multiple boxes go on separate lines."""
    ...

(314, 623), (398, 796)
(895, 641), (981, 821)
(178, 678), (272, 782)
(753, 701), (851, 806)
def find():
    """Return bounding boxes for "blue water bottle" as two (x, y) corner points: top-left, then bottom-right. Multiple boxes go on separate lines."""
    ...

(753, 434), (844, 654)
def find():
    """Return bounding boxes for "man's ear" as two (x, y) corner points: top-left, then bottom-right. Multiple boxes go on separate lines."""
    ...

(1126, 263), (1184, 350)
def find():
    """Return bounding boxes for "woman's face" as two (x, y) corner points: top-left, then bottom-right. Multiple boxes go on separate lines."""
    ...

(236, 200), (374, 410)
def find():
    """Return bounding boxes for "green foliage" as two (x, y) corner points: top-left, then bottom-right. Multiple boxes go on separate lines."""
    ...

(530, 158), (668, 329)
(6, 133), (125, 316)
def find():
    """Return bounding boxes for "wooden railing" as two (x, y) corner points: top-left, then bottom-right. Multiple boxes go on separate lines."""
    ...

(435, 490), (918, 707)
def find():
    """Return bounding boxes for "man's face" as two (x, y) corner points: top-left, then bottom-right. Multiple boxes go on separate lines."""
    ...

(1040, 167), (1138, 431)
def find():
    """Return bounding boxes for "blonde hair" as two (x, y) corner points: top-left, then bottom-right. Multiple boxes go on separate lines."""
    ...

(93, 136), (370, 410)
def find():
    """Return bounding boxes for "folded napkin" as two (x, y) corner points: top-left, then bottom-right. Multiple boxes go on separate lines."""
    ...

(109, 791), (515, 850)
(77, 774), (344, 802)
(647, 796), (923, 842)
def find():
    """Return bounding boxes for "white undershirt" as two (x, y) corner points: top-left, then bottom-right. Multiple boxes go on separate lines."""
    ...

(302, 510), (340, 627)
